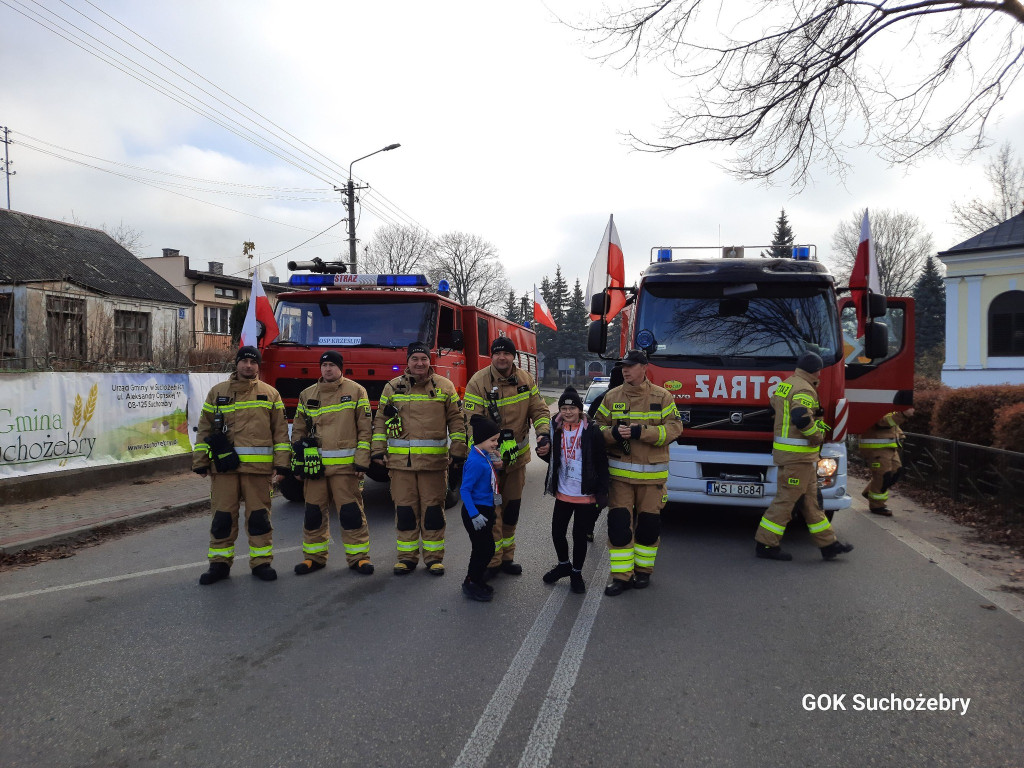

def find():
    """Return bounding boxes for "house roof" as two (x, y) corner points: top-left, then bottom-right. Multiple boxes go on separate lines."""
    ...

(0, 209), (192, 305)
(939, 210), (1024, 256)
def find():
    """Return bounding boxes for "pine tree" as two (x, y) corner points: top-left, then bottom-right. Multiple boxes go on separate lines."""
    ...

(769, 208), (796, 258)
(550, 266), (570, 327)
(566, 279), (588, 383)
(502, 288), (520, 324)
(912, 256), (945, 367)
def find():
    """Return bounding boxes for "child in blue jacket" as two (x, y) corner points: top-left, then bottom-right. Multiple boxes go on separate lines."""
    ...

(461, 416), (501, 602)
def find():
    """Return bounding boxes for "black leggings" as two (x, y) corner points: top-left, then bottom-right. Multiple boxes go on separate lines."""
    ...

(461, 504), (495, 584)
(552, 499), (599, 570)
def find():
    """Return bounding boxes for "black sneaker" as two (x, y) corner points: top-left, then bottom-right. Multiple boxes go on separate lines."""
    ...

(569, 571), (586, 594)
(631, 572), (651, 589)
(199, 561), (230, 586)
(543, 563), (572, 584)
(821, 541), (854, 560)
(462, 579), (493, 602)
(251, 563), (278, 581)
(500, 561), (523, 576)
(755, 543), (793, 561)
(604, 578), (632, 597)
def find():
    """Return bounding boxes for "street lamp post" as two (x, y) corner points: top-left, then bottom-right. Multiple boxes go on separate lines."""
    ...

(340, 143), (400, 273)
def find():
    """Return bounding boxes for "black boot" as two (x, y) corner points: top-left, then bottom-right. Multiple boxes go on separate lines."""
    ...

(569, 570), (586, 594)
(604, 578), (632, 597)
(462, 578), (493, 602)
(631, 572), (651, 589)
(294, 559), (325, 575)
(543, 562), (572, 584)
(199, 561), (230, 585)
(755, 543), (793, 561)
(251, 563), (278, 581)
(821, 541), (854, 560)
(500, 561), (523, 575)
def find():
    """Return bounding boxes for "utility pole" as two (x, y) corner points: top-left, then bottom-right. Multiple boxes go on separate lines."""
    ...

(335, 143), (401, 274)
(1, 126), (14, 210)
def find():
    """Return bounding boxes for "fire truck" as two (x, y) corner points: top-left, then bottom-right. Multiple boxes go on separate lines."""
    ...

(260, 261), (537, 501)
(587, 245), (914, 513)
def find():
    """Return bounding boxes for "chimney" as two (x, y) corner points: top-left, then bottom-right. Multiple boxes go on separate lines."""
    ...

(162, 248), (180, 258)
(268, 275), (280, 284)
(208, 262), (223, 275)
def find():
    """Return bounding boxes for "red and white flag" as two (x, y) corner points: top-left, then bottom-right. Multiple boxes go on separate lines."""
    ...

(586, 214), (626, 321)
(240, 266), (279, 348)
(533, 285), (558, 331)
(849, 209), (881, 339)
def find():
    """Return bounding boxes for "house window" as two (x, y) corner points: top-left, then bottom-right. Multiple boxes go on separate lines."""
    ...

(214, 286), (239, 299)
(988, 291), (1024, 357)
(46, 295), (86, 359)
(204, 305), (231, 334)
(0, 293), (13, 357)
(115, 310), (151, 360)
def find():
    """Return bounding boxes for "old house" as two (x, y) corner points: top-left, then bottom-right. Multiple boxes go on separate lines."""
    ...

(0, 209), (192, 370)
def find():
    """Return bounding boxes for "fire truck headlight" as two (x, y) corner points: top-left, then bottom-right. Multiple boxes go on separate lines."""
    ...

(816, 457), (838, 478)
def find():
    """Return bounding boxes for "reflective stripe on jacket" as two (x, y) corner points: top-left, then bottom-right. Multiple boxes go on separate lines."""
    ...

(770, 369), (825, 465)
(858, 411), (908, 452)
(292, 378), (372, 475)
(192, 373), (289, 474)
(371, 368), (467, 471)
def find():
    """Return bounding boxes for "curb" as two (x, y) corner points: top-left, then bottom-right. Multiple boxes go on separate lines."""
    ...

(0, 498), (208, 555)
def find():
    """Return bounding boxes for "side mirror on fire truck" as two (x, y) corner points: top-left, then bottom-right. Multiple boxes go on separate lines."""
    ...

(863, 321), (889, 360)
(587, 320), (608, 354)
(867, 292), (887, 319)
(590, 291), (609, 317)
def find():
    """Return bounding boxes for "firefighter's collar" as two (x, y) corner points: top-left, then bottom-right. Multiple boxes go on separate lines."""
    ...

(489, 363), (518, 385)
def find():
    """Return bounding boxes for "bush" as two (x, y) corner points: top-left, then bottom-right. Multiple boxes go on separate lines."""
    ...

(993, 403), (1024, 452)
(930, 385), (1024, 446)
(904, 389), (943, 435)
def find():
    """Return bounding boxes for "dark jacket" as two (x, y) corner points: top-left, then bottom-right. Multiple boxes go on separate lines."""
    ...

(539, 414), (610, 506)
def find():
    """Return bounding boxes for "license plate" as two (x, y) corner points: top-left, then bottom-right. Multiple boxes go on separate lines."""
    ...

(706, 481), (764, 497)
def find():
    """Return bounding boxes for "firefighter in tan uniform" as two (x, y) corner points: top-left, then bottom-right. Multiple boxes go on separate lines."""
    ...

(858, 408), (914, 516)
(754, 351), (854, 561)
(464, 337), (550, 577)
(290, 351), (375, 576)
(193, 346), (290, 585)
(371, 341), (468, 576)
(594, 349), (683, 596)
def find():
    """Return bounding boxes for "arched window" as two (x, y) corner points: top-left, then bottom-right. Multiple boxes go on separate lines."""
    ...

(988, 290), (1024, 356)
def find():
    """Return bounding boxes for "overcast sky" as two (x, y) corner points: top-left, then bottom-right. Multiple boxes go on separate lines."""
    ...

(2, 1), (1023, 299)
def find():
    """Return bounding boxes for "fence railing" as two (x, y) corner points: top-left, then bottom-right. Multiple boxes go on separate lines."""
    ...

(850, 433), (1024, 520)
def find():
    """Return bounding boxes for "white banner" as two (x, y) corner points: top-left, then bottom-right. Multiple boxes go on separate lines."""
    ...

(0, 372), (192, 478)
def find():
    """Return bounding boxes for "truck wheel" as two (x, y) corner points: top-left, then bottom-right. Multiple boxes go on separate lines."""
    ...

(278, 474), (305, 503)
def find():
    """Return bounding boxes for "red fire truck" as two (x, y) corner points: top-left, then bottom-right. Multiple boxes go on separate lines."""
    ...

(587, 245), (914, 513)
(260, 262), (537, 500)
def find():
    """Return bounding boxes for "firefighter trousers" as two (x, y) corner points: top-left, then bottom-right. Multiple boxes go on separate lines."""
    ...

(489, 464), (527, 567)
(861, 448), (901, 510)
(606, 480), (666, 582)
(301, 474), (371, 567)
(207, 472), (274, 568)
(390, 468), (447, 565)
(756, 462), (837, 548)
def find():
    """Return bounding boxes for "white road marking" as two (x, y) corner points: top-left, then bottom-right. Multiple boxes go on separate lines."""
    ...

(451, 585), (569, 768)
(517, 550), (608, 768)
(865, 514), (1024, 622)
(0, 545), (304, 602)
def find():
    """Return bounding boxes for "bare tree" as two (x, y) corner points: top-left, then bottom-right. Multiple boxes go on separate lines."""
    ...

(571, 2), (1024, 186)
(950, 142), (1024, 237)
(363, 224), (434, 274)
(427, 232), (509, 311)
(830, 209), (934, 296)
(67, 212), (148, 256)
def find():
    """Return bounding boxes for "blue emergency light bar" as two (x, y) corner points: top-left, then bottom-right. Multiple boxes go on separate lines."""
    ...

(289, 273), (430, 288)
(656, 248), (672, 262)
(792, 246), (811, 260)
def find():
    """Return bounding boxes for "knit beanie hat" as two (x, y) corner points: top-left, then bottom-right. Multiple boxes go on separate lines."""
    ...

(320, 350), (344, 369)
(470, 415), (501, 444)
(558, 387), (584, 411)
(236, 345), (261, 365)
(796, 351), (823, 374)
(407, 341), (431, 359)
(490, 336), (516, 356)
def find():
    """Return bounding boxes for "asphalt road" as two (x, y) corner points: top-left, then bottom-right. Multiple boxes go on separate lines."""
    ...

(1, 459), (1022, 768)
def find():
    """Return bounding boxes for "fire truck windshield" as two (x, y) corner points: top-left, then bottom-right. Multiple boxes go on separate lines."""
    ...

(273, 298), (437, 349)
(635, 282), (840, 366)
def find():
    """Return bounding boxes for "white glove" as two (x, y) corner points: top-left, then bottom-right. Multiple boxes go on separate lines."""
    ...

(471, 513), (487, 531)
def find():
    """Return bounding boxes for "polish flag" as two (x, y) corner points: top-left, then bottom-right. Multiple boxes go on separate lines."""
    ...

(586, 214), (626, 321)
(533, 285), (558, 331)
(849, 209), (881, 339)
(240, 266), (279, 348)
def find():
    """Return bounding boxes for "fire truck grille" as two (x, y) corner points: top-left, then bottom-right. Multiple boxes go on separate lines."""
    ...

(675, 405), (774, 433)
